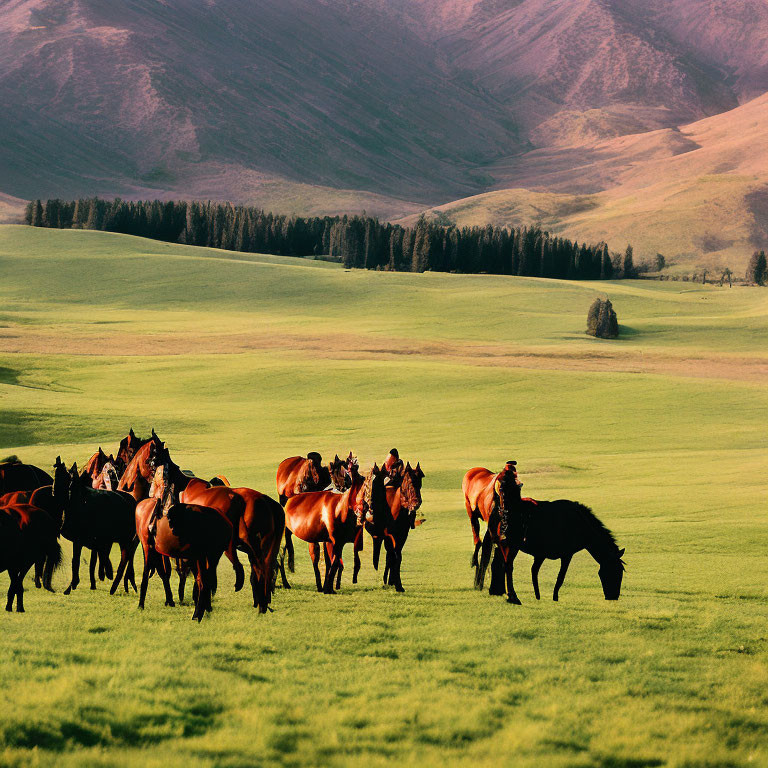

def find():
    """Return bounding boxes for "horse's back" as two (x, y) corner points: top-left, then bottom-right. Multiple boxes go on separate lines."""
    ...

(462, 467), (495, 507)
(0, 463), (53, 494)
(275, 456), (304, 494)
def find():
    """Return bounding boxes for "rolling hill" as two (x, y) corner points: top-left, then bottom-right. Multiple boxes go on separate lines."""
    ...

(3, 0), (768, 267)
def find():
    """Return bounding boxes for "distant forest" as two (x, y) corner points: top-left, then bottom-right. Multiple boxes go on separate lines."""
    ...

(25, 198), (636, 279)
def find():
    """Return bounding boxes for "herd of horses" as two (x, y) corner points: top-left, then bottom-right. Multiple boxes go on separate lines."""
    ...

(0, 431), (625, 621)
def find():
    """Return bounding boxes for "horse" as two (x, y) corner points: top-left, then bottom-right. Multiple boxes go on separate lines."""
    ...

(115, 428), (150, 473)
(60, 464), (138, 596)
(180, 478), (249, 592)
(0, 456), (70, 591)
(485, 498), (626, 602)
(117, 430), (170, 501)
(0, 458), (53, 495)
(351, 462), (425, 592)
(276, 452), (347, 575)
(135, 467), (232, 621)
(463, 461), (524, 601)
(80, 448), (118, 488)
(283, 465), (386, 594)
(0, 503), (62, 612)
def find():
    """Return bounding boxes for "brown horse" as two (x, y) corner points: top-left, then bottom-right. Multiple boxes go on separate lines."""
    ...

(80, 448), (118, 488)
(0, 503), (62, 612)
(463, 461), (524, 602)
(0, 458), (53, 495)
(351, 462), (425, 592)
(117, 430), (168, 500)
(136, 469), (232, 621)
(283, 465), (386, 593)
(276, 453), (346, 574)
(115, 428), (150, 473)
(180, 479), (248, 591)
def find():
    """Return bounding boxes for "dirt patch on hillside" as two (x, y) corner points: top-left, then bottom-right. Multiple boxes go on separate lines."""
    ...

(1, 328), (766, 382)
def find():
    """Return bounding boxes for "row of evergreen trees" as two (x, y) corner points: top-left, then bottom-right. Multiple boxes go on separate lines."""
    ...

(26, 198), (634, 279)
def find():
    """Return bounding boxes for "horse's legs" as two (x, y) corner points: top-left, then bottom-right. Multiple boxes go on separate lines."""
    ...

(110, 544), (130, 595)
(14, 564), (33, 612)
(531, 556), (545, 600)
(101, 547), (114, 581)
(278, 530), (293, 589)
(352, 528), (363, 584)
(322, 542), (342, 594)
(331, 542), (343, 590)
(466, 501), (481, 566)
(138, 546), (153, 609)
(225, 541), (244, 592)
(124, 543), (138, 592)
(372, 536), (383, 571)
(285, 529), (295, 573)
(158, 556), (175, 607)
(34, 558), (43, 589)
(309, 543), (323, 592)
(488, 546), (506, 596)
(503, 546), (522, 605)
(393, 548), (405, 593)
(553, 554), (573, 602)
(177, 560), (187, 604)
(476, 529), (493, 590)
(64, 541), (82, 595)
(89, 548), (98, 589)
(193, 560), (207, 622)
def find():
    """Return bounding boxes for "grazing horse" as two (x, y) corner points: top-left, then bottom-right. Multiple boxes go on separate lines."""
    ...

(136, 469), (232, 621)
(283, 465), (386, 594)
(0, 503), (62, 612)
(60, 464), (138, 595)
(0, 458), (53, 495)
(276, 453), (347, 575)
(486, 498), (626, 602)
(352, 462), (425, 592)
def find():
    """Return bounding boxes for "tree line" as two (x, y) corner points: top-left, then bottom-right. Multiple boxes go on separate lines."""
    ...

(26, 197), (637, 279)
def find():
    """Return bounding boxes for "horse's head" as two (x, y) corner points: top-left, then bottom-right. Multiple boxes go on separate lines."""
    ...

(360, 464), (387, 529)
(399, 462), (424, 513)
(598, 548), (626, 600)
(102, 462), (119, 491)
(495, 460), (522, 511)
(52, 456), (69, 500)
(345, 452), (360, 486)
(328, 454), (347, 491)
(65, 462), (83, 503)
(117, 427), (148, 467)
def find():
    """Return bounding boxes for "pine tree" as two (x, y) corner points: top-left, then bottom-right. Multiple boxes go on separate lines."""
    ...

(30, 200), (43, 227)
(623, 244), (634, 278)
(600, 244), (612, 279)
(746, 250), (767, 285)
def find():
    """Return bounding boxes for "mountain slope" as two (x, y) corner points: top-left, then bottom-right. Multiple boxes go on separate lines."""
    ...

(404, 93), (768, 273)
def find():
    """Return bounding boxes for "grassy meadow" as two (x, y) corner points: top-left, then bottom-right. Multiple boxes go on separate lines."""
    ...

(0, 225), (767, 768)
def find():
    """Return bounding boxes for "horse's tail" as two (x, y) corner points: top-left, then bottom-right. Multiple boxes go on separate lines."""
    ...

(42, 538), (63, 590)
(285, 528), (295, 573)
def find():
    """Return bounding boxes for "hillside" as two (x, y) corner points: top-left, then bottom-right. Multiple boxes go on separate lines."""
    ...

(403, 93), (768, 273)
(3, 0), (768, 265)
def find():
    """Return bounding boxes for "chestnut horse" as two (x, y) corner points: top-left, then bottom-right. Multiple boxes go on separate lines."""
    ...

(462, 461), (524, 602)
(0, 503), (62, 612)
(136, 468), (232, 621)
(351, 462), (425, 592)
(283, 465), (386, 593)
(117, 430), (169, 501)
(276, 452), (346, 575)
(180, 479), (248, 592)
(80, 448), (118, 488)
(116, 428), (150, 472)
(0, 458), (53, 495)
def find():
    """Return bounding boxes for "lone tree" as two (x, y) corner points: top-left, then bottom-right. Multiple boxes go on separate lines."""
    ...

(746, 250), (767, 285)
(587, 298), (619, 339)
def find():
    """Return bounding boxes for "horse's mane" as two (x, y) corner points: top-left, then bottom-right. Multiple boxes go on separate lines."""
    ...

(1, 455), (20, 464)
(571, 503), (622, 563)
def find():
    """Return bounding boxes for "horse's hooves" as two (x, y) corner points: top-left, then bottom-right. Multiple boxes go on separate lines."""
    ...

(63, 587), (72, 595)
(90, 585), (97, 591)
(5, 606), (12, 612)
(165, 601), (175, 607)
(45, 587), (56, 594)
(17, 607), (25, 613)
(489, 588), (505, 596)
(507, 597), (522, 605)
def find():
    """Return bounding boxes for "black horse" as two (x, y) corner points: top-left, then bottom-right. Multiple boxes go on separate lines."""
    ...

(481, 497), (625, 602)
(60, 464), (138, 595)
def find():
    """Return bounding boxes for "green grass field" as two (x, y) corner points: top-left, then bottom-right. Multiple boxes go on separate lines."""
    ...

(1, 225), (766, 768)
